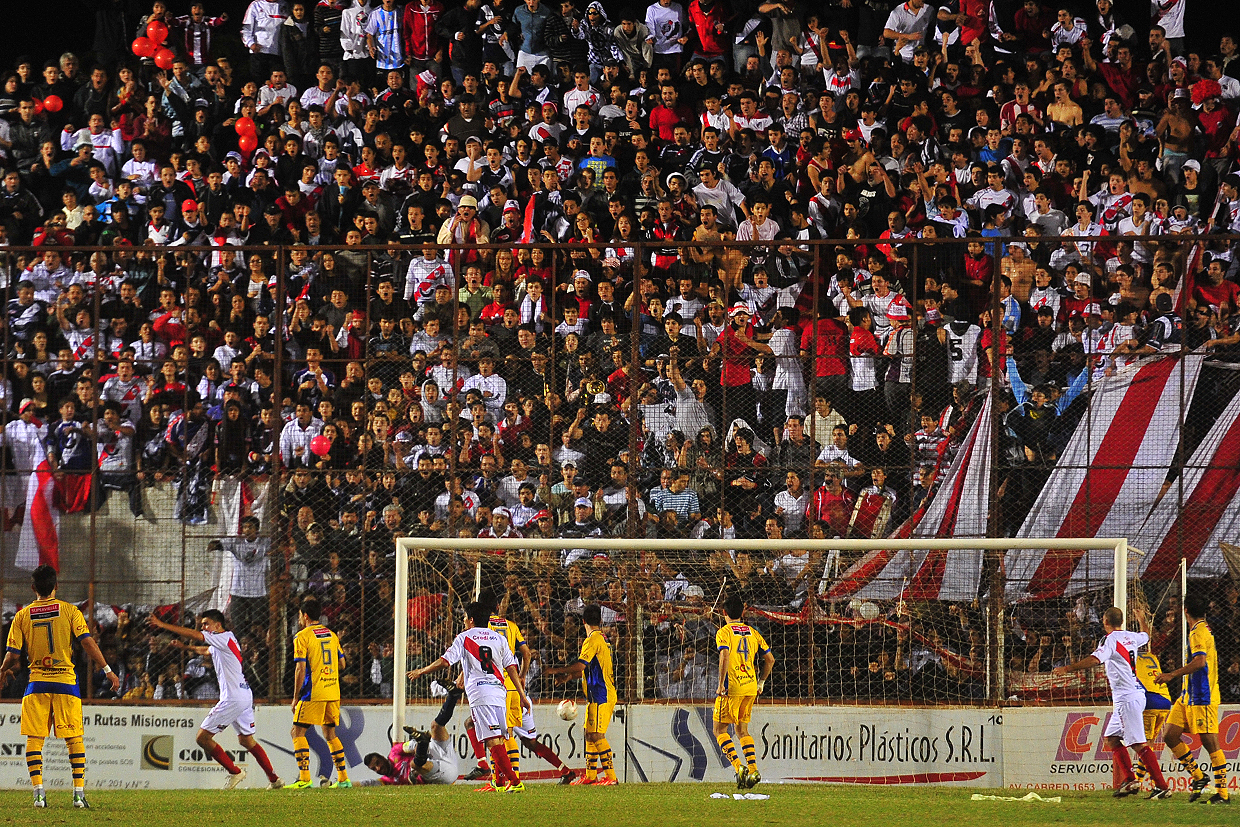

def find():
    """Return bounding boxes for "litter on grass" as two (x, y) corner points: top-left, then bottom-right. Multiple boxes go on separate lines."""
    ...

(970, 792), (1061, 804)
(709, 793), (771, 800)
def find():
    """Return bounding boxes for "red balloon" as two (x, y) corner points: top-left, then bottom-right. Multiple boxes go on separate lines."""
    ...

(43, 95), (62, 113)
(310, 435), (332, 457)
(235, 116), (257, 136)
(237, 133), (258, 154)
(31, 98), (43, 115)
(146, 20), (168, 44)
(153, 48), (175, 70)
(132, 36), (154, 58)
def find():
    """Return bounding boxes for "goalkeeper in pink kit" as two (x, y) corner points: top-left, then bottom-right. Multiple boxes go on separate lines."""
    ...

(364, 684), (463, 785)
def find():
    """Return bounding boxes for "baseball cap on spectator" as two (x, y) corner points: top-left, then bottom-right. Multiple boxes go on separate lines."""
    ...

(181, 200), (198, 213)
(1184, 160), (1201, 172)
(1074, 273), (1091, 285)
(843, 127), (862, 141)
(465, 135), (482, 145)
(1155, 292), (1174, 312)
(458, 195), (478, 209)
(493, 506), (510, 519)
(534, 510), (552, 521)
(572, 269), (592, 283)
(574, 497), (593, 508)
(728, 304), (750, 318)
(225, 151), (244, 163)
(503, 201), (520, 213)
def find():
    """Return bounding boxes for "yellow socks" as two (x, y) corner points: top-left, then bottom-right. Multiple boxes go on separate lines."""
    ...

(506, 737), (521, 781)
(1171, 742), (1206, 781)
(597, 737), (616, 782)
(26, 737), (43, 788)
(1211, 750), (1229, 799)
(584, 746), (598, 781)
(293, 736), (311, 782)
(327, 737), (349, 783)
(740, 735), (757, 771)
(717, 732), (742, 772)
(65, 736), (85, 790)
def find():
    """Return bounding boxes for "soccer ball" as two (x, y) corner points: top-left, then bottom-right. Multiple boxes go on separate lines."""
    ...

(557, 699), (578, 721)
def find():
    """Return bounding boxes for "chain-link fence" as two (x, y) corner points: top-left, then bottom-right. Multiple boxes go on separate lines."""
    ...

(1, 236), (1238, 707)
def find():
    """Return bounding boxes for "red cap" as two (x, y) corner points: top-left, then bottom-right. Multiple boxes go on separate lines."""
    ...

(181, 199), (199, 212)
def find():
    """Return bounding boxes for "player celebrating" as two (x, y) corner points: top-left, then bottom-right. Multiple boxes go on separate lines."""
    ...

(1155, 594), (1228, 804)
(1052, 607), (1170, 800)
(0, 565), (120, 809)
(713, 595), (775, 789)
(406, 601), (531, 792)
(148, 610), (283, 790)
(364, 685), (464, 785)
(287, 596), (351, 789)
(547, 604), (618, 786)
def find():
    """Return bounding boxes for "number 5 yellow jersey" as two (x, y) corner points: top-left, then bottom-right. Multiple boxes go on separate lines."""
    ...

(293, 623), (343, 702)
(716, 623), (770, 697)
(6, 598), (90, 688)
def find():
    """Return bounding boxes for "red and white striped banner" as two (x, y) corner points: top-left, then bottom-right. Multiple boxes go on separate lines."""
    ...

(1006, 355), (1202, 600)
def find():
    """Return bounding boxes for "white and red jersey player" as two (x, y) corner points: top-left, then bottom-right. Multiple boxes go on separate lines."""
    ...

(199, 627), (257, 735)
(1091, 628), (1149, 746)
(439, 625), (516, 742)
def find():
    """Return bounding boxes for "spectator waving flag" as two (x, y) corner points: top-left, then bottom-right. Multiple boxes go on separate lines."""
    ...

(16, 460), (59, 571)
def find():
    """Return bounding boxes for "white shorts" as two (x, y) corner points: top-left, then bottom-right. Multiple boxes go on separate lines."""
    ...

(516, 51), (548, 72)
(200, 697), (256, 736)
(1104, 696), (1147, 747)
(420, 737), (459, 785)
(514, 706), (538, 740)
(470, 704), (507, 740)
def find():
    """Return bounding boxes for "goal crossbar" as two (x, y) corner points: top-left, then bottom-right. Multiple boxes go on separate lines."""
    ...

(391, 536), (1131, 735)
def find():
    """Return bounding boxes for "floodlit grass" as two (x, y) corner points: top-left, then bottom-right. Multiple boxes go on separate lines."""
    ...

(0, 783), (1232, 827)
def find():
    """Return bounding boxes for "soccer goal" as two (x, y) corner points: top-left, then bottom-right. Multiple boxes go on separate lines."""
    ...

(391, 536), (1133, 736)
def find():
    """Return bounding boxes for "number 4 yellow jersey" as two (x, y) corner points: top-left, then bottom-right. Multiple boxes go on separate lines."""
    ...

(489, 615), (527, 691)
(6, 598), (90, 689)
(293, 623), (342, 702)
(716, 623), (770, 697)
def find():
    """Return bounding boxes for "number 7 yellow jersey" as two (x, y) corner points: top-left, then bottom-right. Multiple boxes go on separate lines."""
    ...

(293, 623), (342, 702)
(716, 622), (770, 697)
(6, 598), (90, 688)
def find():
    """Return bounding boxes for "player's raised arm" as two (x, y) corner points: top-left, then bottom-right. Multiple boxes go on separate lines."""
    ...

(1052, 654), (1101, 677)
(1153, 652), (1207, 685)
(407, 657), (450, 682)
(147, 614), (207, 643)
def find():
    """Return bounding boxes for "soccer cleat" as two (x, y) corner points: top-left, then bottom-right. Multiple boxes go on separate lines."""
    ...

(464, 766), (490, 781)
(746, 769), (762, 789)
(72, 794), (90, 809)
(283, 780), (314, 790)
(330, 780), (353, 789)
(266, 778), (284, 790)
(503, 782), (526, 793)
(473, 783), (498, 793)
(1208, 794), (1230, 805)
(33, 793), (46, 809)
(1188, 776), (1210, 803)
(317, 775), (331, 788)
(736, 767), (749, 790)
(404, 726), (429, 741)
(558, 770), (577, 785)
(1146, 788), (1172, 801)
(593, 778), (618, 786)
(224, 768), (247, 790)
(1112, 779), (1141, 798)
(570, 774), (595, 785)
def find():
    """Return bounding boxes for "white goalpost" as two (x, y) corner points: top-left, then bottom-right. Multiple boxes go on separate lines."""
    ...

(391, 535), (1132, 737)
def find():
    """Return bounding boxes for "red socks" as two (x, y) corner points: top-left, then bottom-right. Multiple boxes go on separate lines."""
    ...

(210, 744), (240, 774)
(489, 743), (518, 787)
(522, 736), (568, 770)
(1112, 744), (1134, 787)
(1136, 745), (1168, 789)
(466, 720), (489, 768)
(249, 743), (278, 782)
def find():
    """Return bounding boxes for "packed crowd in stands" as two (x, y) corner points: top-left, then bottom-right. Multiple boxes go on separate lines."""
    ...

(1, 0), (1240, 704)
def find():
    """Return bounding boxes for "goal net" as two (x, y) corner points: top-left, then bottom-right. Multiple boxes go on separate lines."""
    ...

(391, 535), (1131, 736)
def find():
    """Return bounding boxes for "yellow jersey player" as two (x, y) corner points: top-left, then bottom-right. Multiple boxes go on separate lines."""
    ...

(714, 595), (775, 790)
(1131, 605), (1171, 791)
(0, 565), (118, 809)
(1155, 594), (1227, 805)
(549, 604), (617, 785)
(287, 596), (349, 790)
(486, 611), (576, 787)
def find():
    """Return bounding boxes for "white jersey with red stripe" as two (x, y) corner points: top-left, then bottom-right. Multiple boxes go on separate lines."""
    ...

(1090, 629), (1149, 703)
(202, 629), (251, 703)
(441, 626), (515, 707)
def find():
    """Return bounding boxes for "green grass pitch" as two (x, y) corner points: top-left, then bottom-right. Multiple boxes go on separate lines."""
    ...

(0, 784), (1231, 827)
